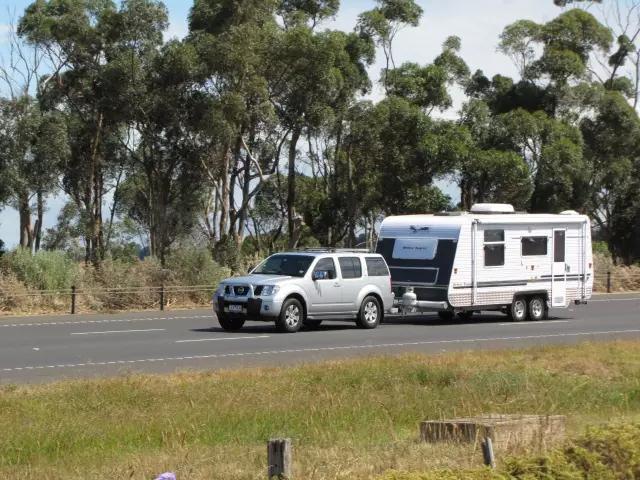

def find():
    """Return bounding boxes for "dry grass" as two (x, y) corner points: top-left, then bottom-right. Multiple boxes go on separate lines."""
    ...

(1, 341), (640, 479)
(0, 250), (230, 316)
(593, 252), (640, 292)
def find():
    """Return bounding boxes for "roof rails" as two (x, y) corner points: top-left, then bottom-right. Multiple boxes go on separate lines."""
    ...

(295, 247), (372, 253)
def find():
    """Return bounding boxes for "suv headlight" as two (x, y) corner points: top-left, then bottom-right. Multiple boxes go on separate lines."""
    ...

(214, 284), (225, 297)
(261, 285), (280, 296)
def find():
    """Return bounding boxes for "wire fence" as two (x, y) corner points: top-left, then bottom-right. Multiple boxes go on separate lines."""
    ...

(0, 271), (638, 316)
(0, 283), (218, 315)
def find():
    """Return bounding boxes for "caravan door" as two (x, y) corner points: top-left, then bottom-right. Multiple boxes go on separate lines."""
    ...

(551, 229), (567, 307)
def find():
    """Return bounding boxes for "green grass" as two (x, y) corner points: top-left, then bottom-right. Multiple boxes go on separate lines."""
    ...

(1, 341), (640, 479)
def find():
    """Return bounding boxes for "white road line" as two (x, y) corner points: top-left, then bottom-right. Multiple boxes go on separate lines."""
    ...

(175, 335), (270, 343)
(498, 320), (570, 326)
(0, 315), (212, 328)
(589, 298), (640, 303)
(3, 328), (640, 373)
(70, 328), (166, 336)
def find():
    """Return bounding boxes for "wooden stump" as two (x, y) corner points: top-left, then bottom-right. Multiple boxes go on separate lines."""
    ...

(268, 438), (292, 479)
(420, 414), (565, 450)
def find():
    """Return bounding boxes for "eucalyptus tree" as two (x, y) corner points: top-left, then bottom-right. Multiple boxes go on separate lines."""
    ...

(19, 0), (117, 264)
(581, 90), (640, 259)
(386, 36), (470, 115)
(188, 0), (285, 250)
(0, 20), (68, 252)
(357, 0), (423, 92)
(265, 8), (374, 247)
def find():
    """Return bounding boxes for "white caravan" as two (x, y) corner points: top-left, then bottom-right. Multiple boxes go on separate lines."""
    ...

(376, 203), (593, 321)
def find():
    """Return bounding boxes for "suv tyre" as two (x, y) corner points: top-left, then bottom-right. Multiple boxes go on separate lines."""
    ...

(356, 296), (381, 329)
(218, 315), (245, 332)
(276, 298), (304, 333)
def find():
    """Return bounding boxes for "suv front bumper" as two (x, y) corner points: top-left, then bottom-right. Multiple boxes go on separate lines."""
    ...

(215, 296), (283, 321)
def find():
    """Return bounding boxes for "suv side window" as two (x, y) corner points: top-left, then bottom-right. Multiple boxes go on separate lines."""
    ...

(339, 257), (362, 279)
(365, 257), (389, 276)
(313, 257), (337, 280)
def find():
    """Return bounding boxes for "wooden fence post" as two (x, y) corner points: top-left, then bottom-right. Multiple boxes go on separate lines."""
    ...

(160, 285), (165, 312)
(268, 438), (292, 479)
(607, 271), (612, 293)
(71, 285), (76, 315)
(481, 437), (495, 468)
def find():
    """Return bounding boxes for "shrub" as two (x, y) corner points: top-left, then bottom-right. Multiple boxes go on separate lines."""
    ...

(166, 247), (230, 288)
(0, 249), (78, 291)
(380, 423), (640, 480)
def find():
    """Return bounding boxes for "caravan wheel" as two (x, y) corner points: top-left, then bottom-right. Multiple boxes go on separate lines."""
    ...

(508, 297), (528, 322)
(528, 296), (548, 321)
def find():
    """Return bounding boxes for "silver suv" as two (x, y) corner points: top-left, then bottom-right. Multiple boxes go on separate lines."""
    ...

(213, 249), (394, 333)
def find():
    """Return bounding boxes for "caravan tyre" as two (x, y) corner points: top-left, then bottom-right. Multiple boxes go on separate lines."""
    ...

(508, 297), (528, 322)
(528, 296), (547, 321)
(438, 311), (455, 322)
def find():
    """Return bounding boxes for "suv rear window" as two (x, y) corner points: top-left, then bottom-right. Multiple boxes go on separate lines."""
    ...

(339, 257), (362, 279)
(365, 257), (389, 276)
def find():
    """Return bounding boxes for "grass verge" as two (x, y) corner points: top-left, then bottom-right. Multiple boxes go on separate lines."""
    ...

(1, 341), (639, 479)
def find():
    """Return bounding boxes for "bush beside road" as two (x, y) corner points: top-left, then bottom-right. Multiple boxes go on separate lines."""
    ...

(0, 341), (639, 479)
(0, 248), (638, 316)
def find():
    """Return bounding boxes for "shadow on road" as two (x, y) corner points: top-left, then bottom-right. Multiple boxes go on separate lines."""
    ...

(192, 311), (574, 335)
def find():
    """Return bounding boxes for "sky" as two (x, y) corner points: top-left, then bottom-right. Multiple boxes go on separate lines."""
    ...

(0, 0), (567, 248)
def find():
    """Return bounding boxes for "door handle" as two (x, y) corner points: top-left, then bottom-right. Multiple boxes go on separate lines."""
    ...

(334, 282), (340, 287)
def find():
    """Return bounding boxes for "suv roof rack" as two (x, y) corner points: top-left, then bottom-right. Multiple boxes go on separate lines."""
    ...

(295, 247), (372, 253)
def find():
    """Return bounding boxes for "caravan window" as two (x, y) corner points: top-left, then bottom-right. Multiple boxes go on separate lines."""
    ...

(392, 238), (438, 260)
(483, 229), (505, 267)
(522, 236), (548, 256)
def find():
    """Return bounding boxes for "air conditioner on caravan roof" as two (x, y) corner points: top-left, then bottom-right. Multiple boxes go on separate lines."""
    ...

(470, 203), (515, 214)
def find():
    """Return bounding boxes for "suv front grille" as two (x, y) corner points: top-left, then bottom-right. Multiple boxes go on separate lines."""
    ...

(253, 285), (263, 296)
(233, 286), (250, 296)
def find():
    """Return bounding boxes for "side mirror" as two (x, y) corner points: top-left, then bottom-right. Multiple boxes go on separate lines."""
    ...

(247, 265), (255, 274)
(313, 270), (328, 281)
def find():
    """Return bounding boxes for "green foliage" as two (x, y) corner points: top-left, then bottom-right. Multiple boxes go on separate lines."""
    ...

(5, 1), (640, 267)
(0, 249), (78, 291)
(386, 34), (470, 114)
(165, 247), (230, 288)
(381, 423), (640, 480)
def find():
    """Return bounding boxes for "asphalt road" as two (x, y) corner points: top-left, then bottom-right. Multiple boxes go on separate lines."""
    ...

(0, 293), (639, 384)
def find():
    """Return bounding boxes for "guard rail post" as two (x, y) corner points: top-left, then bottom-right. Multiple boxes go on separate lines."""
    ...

(607, 271), (612, 293)
(481, 437), (495, 468)
(71, 285), (77, 315)
(160, 285), (165, 311)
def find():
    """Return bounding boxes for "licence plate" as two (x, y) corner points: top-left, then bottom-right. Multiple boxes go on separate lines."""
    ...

(228, 304), (243, 313)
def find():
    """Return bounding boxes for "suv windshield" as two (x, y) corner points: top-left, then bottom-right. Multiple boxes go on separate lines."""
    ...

(253, 254), (314, 277)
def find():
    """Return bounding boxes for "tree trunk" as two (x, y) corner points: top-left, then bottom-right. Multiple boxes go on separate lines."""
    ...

(87, 113), (104, 267)
(219, 156), (230, 237)
(18, 192), (33, 250)
(34, 190), (44, 252)
(287, 126), (302, 248)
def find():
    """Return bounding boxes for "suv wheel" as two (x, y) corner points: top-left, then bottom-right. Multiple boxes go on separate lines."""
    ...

(357, 296), (381, 329)
(276, 298), (304, 333)
(218, 314), (245, 332)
